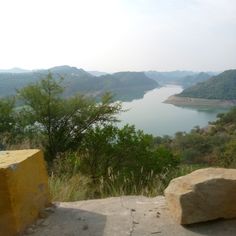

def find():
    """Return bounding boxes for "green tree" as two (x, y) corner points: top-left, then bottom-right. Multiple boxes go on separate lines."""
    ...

(18, 73), (122, 162)
(219, 139), (236, 167)
(0, 97), (16, 149)
(78, 125), (179, 186)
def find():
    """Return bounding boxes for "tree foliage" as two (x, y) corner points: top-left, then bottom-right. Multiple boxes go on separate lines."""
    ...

(52, 124), (180, 198)
(76, 125), (179, 185)
(0, 97), (16, 149)
(2, 73), (122, 161)
(157, 108), (236, 167)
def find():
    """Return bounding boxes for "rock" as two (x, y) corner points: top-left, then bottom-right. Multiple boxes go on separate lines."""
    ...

(36, 219), (44, 226)
(41, 221), (50, 227)
(0, 150), (51, 236)
(82, 224), (89, 230)
(39, 210), (49, 219)
(25, 227), (36, 234)
(164, 168), (236, 225)
(23, 196), (236, 236)
(45, 206), (56, 213)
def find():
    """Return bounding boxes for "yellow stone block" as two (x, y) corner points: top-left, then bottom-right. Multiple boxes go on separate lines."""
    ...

(0, 149), (51, 236)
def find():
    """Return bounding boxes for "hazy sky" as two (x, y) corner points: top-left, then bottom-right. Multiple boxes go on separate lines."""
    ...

(0, 0), (235, 72)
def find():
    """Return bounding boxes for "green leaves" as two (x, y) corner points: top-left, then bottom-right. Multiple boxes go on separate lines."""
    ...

(16, 73), (122, 161)
(0, 97), (16, 149)
(78, 125), (179, 187)
(0, 97), (15, 133)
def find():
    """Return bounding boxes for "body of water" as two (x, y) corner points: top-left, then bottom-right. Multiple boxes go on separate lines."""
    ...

(118, 85), (229, 136)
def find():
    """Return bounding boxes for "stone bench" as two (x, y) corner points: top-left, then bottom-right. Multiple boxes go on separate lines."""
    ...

(0, 150), (50, 236)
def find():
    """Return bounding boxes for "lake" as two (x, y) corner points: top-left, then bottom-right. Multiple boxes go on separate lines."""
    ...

(118, 85), (229, 136)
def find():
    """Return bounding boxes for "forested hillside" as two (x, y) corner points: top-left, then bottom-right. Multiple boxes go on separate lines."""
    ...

(0, 66), (158, 101)
(179, 70), (236, 99)
(98, 72), (158, 100)
(160, 107), (236, 168)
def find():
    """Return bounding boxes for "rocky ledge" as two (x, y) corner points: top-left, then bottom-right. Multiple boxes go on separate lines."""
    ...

(25, 195), (236, 236)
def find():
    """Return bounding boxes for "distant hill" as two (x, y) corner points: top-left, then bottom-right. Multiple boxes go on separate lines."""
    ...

(88, 71), (108, 76)
(0, 66), (158, 101)
(145, 71), (195, 86)
(178, 72), (212, 88)
(145, 71), (213, 88)
(97, 72), (158, 101)
(0, 67), (30, 73)
(49, 65), (92, 76)
(179, 70), (236, 100)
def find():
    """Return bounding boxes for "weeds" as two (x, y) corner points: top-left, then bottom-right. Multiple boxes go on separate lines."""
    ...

(49, 164), (200, 201)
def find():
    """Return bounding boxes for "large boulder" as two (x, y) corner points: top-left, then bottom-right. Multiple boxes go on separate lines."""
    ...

(164, 168), (236, 225)
(0, 149), (51, 236)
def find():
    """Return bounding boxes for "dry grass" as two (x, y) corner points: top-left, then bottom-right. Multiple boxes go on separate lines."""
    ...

(48, 164), (201, 202)
(49, 174), (90, 201)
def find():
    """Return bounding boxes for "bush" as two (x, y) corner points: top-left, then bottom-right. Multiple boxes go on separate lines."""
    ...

(50, 125), (180, 200)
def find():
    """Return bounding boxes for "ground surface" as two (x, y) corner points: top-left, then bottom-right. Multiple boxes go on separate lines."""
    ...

(26, 196), (236, 236)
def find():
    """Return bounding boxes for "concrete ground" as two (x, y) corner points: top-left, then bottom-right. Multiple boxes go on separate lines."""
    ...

(26, 196), (236, 236)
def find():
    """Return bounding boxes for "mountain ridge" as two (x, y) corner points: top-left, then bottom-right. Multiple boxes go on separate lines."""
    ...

(0, 65), (159, 101)
(178, 69), (236, 100)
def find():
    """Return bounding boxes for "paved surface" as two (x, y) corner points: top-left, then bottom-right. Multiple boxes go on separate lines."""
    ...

(25, 196), (236, 236)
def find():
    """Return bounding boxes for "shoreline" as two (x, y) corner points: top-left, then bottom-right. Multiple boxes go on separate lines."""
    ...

(164, 95), (236, 108)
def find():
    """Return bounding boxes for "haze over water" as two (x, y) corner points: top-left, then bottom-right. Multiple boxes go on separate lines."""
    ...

(119, 85), (229, 136)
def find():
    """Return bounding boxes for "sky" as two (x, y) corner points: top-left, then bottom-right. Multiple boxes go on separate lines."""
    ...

(0, 0), (235, 72)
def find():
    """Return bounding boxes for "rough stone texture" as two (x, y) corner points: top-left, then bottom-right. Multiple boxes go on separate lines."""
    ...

(0, 149), (51, 236)
(25, 196), (236, 236)
(164, 168), (236, 225)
